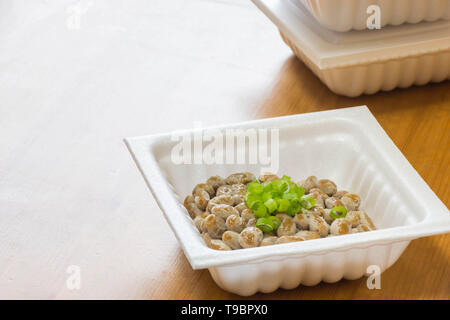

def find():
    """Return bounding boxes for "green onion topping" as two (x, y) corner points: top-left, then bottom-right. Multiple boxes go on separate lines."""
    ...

(244, 175), (312, 228)
(300, 195), (315, 210)
(264, 198), (278, 214)
(251, 201), (268, 218)
(269, 216), (282, 231)
(329, 206), (348, 220)
(256, 217), (274, 232)
(277, 198), (290, 212)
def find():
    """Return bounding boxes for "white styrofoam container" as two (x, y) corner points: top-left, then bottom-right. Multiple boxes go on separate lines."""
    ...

(297, 0), (450, 32)
(125, 106), (450, 296)
(252, 0), (450, 97)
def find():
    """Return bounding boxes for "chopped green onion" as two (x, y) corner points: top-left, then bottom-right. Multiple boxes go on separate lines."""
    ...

(252, 201), (268, 218)
(300, 195), (315, 209)
(246, 195), (262, 209)
(269, 216), (281, 230)
(245, 192), (257, 202)
(264, 198), (278, 213)
(247, 181), (263, 194)
(292, 184), (305, 198)
(244, 174), (314, 217)
(272, 179), (289, 193)
(262, 191), (274, 203)
(287, 199), (302, 216)
(248, 199), (261, 210)
(330, 206), (347, 220)
(282, 192), (298, 201)
(256, 217), (274, 232)
(263, 183), (273, 193)
(277, 198), (290, 212)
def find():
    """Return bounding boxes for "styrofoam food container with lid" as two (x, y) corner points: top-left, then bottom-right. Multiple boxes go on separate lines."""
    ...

(252, 0), (450, 97)
(125, 106), (450, 296)
(296, 0), (450, 32)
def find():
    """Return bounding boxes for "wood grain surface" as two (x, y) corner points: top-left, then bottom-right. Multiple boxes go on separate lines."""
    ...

(0, 0), (448, 299)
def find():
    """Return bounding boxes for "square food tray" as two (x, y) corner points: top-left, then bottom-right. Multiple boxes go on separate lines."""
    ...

(252, 0), (450, 97)
(125, 106), (450, 296)
(296, 0), (450, 32)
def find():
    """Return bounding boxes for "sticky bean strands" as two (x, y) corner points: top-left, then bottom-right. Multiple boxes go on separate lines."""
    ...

(184, 173), (376, 250)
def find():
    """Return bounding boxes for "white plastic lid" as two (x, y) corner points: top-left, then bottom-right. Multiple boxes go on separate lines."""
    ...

(252, 0), (450, 69)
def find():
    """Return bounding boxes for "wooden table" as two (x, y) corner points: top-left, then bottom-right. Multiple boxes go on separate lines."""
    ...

(0, 0), (448, 299)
